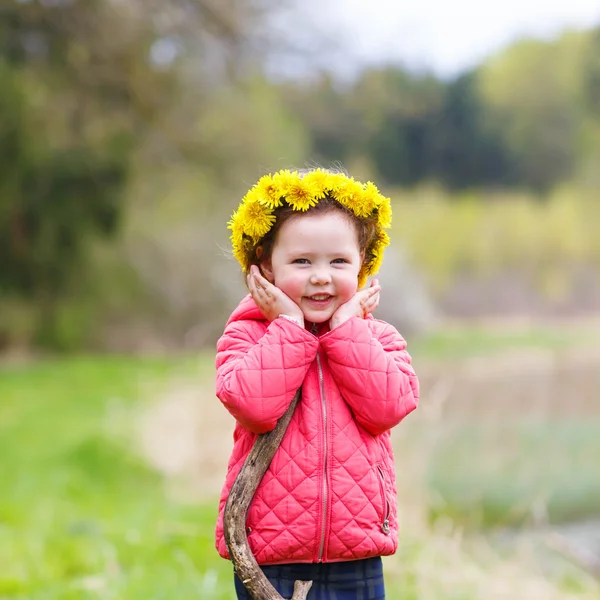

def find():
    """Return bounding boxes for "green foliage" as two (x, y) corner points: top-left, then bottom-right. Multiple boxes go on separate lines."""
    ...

(432, 73), (514, 188)
(280, 65), (516, 189)
(281, 27), (600, 192)
(428, 420), (600, 528)
(391, 185), (600, 296)
(0, 0), (151, 347)
(582, 28), (600, 119)
(477, 35), (582, 190)
(1, 147), (125, 295)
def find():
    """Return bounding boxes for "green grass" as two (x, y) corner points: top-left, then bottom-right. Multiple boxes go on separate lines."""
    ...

(0, 356), (236, 599)
(409, 323), (598, 362)
(426, 419), (600, 529)
(1, 350), (598, 598)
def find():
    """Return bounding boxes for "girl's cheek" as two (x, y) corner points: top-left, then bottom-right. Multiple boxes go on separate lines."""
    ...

(342, 280), (361, 300)
(289, 275), (306, 294)
(277, 273), (304, 297)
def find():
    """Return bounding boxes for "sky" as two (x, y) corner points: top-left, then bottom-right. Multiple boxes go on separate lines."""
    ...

(314, 0), (600, 77)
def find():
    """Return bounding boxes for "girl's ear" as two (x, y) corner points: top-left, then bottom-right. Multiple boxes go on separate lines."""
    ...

(255, 247), (274, 283)
(261, 262), (275, 283)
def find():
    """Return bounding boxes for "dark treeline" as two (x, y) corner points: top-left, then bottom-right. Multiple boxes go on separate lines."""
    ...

(279, 27), (600, 192)
(280, 71), (514, 189)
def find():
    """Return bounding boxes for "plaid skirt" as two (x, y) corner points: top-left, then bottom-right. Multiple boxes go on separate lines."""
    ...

(234, 557), (385, 600)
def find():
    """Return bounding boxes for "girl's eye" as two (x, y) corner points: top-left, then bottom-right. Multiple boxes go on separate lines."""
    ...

(332, 258), (348, 264)
(293, 258), (309, 264)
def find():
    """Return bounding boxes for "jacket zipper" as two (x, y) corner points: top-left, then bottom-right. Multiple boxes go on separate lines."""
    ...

(313, 322), (328, 562)
(376, 465), (391, 535)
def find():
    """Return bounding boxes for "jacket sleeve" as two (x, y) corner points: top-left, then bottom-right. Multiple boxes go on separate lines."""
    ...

(319, 317), (419, 436)
(215, 318), (319, 434)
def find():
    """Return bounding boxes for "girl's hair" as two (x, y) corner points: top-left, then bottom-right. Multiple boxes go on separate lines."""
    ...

(249, 195), (378, 272)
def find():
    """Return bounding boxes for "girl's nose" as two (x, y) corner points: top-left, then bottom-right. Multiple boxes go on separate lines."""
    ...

(310, 269), (332, 285)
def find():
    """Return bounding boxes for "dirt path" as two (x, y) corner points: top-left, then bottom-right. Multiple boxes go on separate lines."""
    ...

(137, 380), (233, 500)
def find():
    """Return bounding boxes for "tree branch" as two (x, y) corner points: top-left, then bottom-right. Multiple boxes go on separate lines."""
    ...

(223, 388), (313, 599)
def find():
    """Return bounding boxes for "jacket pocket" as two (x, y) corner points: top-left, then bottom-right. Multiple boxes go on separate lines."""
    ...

(376, 464), (391, 535)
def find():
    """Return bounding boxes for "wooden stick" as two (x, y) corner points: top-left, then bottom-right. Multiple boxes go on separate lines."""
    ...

(224, 389), (313, 600)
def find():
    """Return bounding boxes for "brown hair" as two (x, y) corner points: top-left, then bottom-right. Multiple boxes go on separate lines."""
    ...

(249, 195), (379, 275)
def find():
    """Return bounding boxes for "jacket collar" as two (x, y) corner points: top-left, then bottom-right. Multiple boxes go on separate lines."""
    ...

(227, 295), (332, 336)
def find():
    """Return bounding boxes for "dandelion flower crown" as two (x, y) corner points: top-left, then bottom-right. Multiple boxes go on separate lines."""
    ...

(228, 168), (392, 288)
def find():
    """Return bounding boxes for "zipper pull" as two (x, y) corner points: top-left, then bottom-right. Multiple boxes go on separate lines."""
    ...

(381, 519), (390, 535)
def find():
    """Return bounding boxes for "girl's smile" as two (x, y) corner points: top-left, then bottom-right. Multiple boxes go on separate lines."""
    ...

(303, 294), (334, 311)
(262, 211), (363, 324)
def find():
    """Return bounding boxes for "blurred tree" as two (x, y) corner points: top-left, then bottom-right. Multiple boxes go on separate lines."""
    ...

(357, 68), (444, 185)
(279, 66), (512, 189)
(432, 72), (515, 189)
(0, 0), (301, 349)
(280, 68), (446, 185)
(582, 28), (600, 119)
(477, 35), (584, 191)
(0, 0), (173, 347)
(278, 74), (361, 168)
(577, 27), (600, 187)
(279, 27), (600, 193)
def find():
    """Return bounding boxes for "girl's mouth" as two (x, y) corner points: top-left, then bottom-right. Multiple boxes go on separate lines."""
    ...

(305, 294), (333, 307)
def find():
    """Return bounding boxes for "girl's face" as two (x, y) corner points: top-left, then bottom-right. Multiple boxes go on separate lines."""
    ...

(262, 211), (363, 324)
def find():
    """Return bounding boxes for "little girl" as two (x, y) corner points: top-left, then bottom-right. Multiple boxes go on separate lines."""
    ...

(215, 168), (419, 599)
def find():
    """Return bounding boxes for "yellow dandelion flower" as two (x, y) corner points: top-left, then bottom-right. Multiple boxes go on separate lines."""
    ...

(302, 169), (332, 199)
(286, 179), (320, 211)
(367, 248), (384, 275)
(227, 209), (239, 231)
(238, 198), (276, 239)
(255, 174), (284, 209)
(232, 246), (246, 271)
(325, 172), (347, 195)
(229, 210), (251, 270)
(228, 208), (244, 238)
(305, 176), (327, 202)
(230, 221), (244, 248)
(364, 182), (383, 206)
(377, 198), (392, 229)
(272, 169), (298, 198)
(351, 189), (378, 218)
(332, 178), (363, 210)
(376, 230), (390, 247)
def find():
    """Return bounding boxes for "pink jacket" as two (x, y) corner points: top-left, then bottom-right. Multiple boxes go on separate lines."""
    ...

(215, 295), (419, 565)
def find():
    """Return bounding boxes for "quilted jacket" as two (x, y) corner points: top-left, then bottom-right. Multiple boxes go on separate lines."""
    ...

(215, 295), (419, 565)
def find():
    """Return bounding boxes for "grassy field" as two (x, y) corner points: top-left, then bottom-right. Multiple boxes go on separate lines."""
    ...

(0, 357), (231, 599)
(1, 325), (599, 599)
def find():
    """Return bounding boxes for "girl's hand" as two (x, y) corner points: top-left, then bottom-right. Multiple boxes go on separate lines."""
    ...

(330, 279), (381, 330)
(247, 265), (305, 326)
